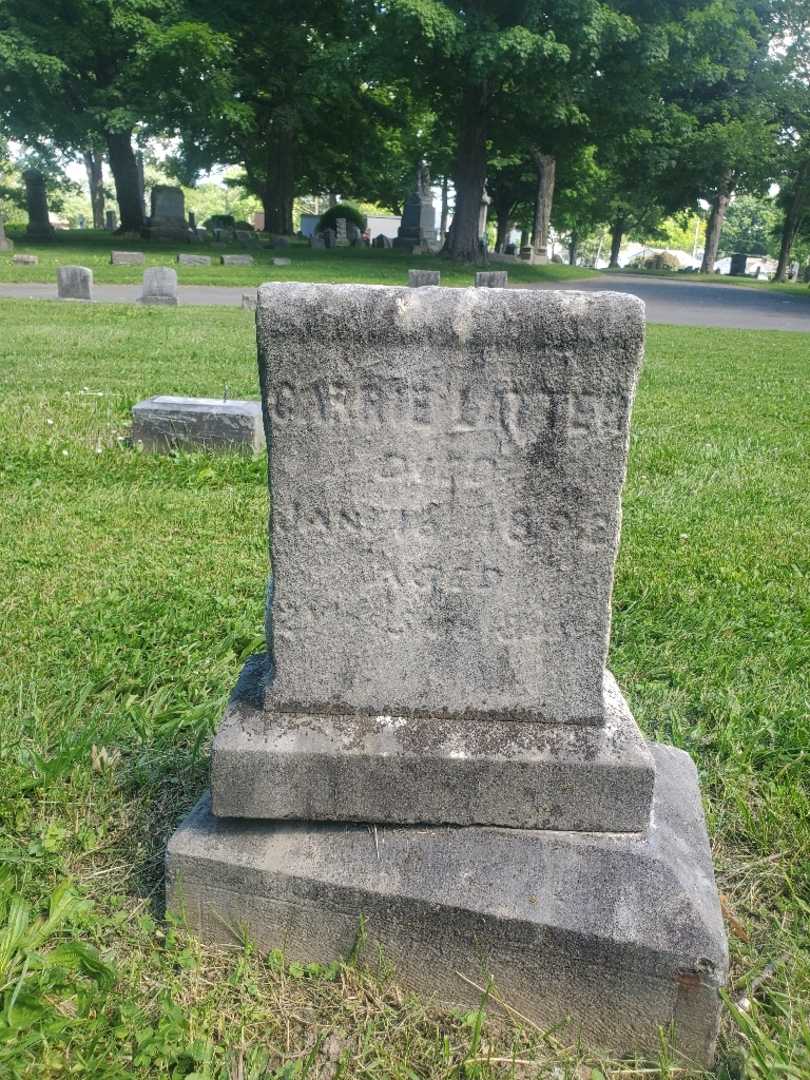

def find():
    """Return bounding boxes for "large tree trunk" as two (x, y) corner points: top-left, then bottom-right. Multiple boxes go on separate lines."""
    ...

(263, 127), (296, 235)
(83, 149), (105, 229)
(440, 176), (449, 240)
(774, 170), (807, 282)
(105, 130), (145, 232)
(531, 152), (556, 259)
(444, 86), (488, 260)
(493, 186), (514, 253)
(608, 217), (625, 269)
(700, 180), (733, 273)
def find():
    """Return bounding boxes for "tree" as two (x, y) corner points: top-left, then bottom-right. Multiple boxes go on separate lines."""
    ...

(381, 2), (635, 260)
(0, 2), (226, 231)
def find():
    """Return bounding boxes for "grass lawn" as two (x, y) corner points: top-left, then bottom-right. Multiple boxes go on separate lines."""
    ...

(605, 266), (810, 301)
(0, 299), (807, 1078)
(0, 228), (596, 289)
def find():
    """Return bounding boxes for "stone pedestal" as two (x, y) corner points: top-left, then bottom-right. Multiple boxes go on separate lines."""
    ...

(166, 283), (726, 1067)
(145, 186), (188, 241)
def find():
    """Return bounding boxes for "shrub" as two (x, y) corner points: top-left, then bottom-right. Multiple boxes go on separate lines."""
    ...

(234, 220), (255, 232)
(204, 214), (235, 231)
(317, 203), (367, 234)
(630, 250), (680, 271)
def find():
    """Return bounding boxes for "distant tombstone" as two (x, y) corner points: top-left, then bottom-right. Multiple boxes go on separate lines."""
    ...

(322, 228), (336, 249)
(408, 269), (440, 287)
(111, 251), (145, 266)
(195, 228), (210, 241)
(13, 254), (38, 265)
(140, 266), (178, 306)
(270, 236), (290, 249)
(220, 254), (254, 266)
(505, 243), (517, 256)
(234, 229), (258, 245)
(394, 163), (435, 249)
(132, 396), (264, 454)
(372, 234), (392, 249)
(188, 211), (197, 230)
(334, 218), (349, 247)
(551, 253), (564, 264)
(310, 234), (326, 250)
(0, 218), (14, 251)
(272, 257), (291, 267)
(729, 253), (748, 276)
(147, 186), (187, 240)
(23, 170), (54, 239)
(105, 210), (118, 231)
(57, 266), (93, 300)
(347, 224), (362, 246)
(177, 253), (212, 266)
(475, 270), (508, 288)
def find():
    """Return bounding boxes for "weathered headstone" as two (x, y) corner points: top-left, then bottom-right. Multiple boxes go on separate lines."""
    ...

(310, 234), (326, 250)
(111, 251), (144, 266)
(270, 235), (290, 249)
(408, 269), (440, 286)
(146, 186), (187, 240)
(272, 257), (291, 267)
(167, 284), (727, 1068)
(105, 210), (118, 231)
(0, 217), (13, 251)
(729, 253), (748, 276)
(188, 211), (197, 230)
(347, 223), (362, 246)
(475, 270), (508, 288)
(322, 228), (336, 249)
(57, 265), (93, 301)
(23, 170), (54, 239)
(132, 396), (264, 453)
(12, 254), (38, 266)
(394, 163), (435, 248)
(220, 254), (254, 267)
(177, 253), (212, 266)
(235, 229), (258, 245)
(140, 266), (178, 306)
(372, 234), (392, 249)
(334, 218), (349, 247)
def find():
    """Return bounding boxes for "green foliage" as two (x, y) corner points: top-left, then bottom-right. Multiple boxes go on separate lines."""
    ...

(317, 202), (367, 234)
(720, 194), (782, 257)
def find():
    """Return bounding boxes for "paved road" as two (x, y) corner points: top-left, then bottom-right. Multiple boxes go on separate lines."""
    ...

(2, 274), (809, 331)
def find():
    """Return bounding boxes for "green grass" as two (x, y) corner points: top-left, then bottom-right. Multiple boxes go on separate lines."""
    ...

(605, 266), (810, 300)
(0, 299), (807, 1078)
(0, 228), (596, 288)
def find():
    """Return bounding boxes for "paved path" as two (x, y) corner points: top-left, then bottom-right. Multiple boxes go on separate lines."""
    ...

(2, 274), (809, 331)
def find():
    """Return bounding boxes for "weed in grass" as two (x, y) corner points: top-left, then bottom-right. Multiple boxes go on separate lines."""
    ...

(0, 301), (807, 1076)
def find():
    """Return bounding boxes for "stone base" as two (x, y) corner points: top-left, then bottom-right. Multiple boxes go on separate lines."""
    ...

(132, 396), (264, 453)
(211, 657), (654, 831)
(167, 744), (727, 1066)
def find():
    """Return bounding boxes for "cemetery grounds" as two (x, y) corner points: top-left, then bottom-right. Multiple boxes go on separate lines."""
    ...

(0, 291), (807, 1077)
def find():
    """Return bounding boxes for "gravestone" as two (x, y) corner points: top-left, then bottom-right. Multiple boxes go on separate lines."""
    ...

(475, 270), (508, 288)
(334, 218), (349, 247)
(167, 283), (727, 1067)
(373, 234), (392, 249)
(347, 224), (362, 246)
(310, 234), (326, 250)
(394, 163), (435, 249)
(188, 211), (197, 230)
(177, 253), (212, 266)
(146, 186), (187, 240)
(272, 257), (291, 267)
(220, 254), (254, 267)
(57, 265), (93, 301)
(322, 228), (336, 249)
(140, 266), (177, 306)
(408, 269), (440, 287)
(729, 253), (748, 276)
(12, 254), (38, 265)
(132, 396), (264, 453)
(23, 170), (54, 239)
(105, 210), (118, 231)
(111, 251), (144, 266)
(235, 229), (258, 245)
(0, 217), (13, 251)
(270, 236), (290, 249)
